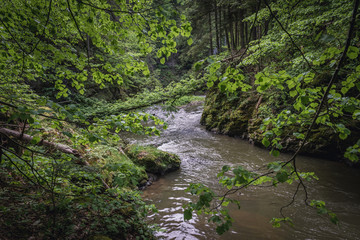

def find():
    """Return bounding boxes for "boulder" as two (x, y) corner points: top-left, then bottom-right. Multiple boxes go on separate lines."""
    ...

(125, 144), (181, 175)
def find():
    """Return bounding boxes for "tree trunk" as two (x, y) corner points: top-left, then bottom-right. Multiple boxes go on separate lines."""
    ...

(209, 11), (213, 55)
(252, 26), (257, 41)
(245, 22), (248, 44)
(235, 12), (239, 49)
(239, 9), (245, 48)
(251, 4), (258, 41)
(224, 8), (231, 51)
(264, 17), (271, 36)
(214, 1), (220, 53)
(219, 5), (223, 51)
(228, 6), (235, 51)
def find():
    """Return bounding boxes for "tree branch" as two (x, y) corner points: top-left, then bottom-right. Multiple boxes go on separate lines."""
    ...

(263, 0), (315, 72)
(66, 0), (90, 68)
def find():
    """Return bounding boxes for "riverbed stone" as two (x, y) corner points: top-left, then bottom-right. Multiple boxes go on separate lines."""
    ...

(125, 144), (181, 175)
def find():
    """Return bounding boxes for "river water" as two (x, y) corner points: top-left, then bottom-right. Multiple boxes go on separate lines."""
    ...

(125, 102), (360, 240)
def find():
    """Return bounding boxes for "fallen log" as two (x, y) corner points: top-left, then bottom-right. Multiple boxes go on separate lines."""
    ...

(0, 127), (81, 157)
(0, 127), (110, 189)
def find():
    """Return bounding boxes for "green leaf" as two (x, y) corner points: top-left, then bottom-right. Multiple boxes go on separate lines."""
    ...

(184, 209), (192, 220)
(222, 165), (230, 172)
(62, 131), (73, 138)
(207, 81), (214, 88)
(293, 132), (305, 139)
(300, 96), (310, 105)
(194, 60), (203, 71)
(160, 58), (165, 64)
(268, 162), (282, 172)
(271, 150), (280, 157)
(276, 172), (288, 183)
(262, 138), (270, 147)
(329, 213), (339, 225)
(339, 133), (348, 140)
(347, 46), (359, 60)
(187, 38), (193, 46)
(290, 90), (297, 97)
(30, 135), (41, 145)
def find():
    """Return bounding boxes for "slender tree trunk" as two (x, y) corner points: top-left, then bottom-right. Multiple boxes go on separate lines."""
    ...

(259, 25), (262, 39)
(209, 11), (213, 55)
(235, 12), (239, 49)
(264, 17), (271, 36)
(214, 1), (220, 53)
(224, 7), (231, 51)
(228, 6), (235, 51)
(252, 26), (257, 41)
(251, 5), (257, 41)
(86, 34), (91, 57)
(239, 9), (245, 48)
(244, 21), (248, 45)
(219, 5), (223, 51)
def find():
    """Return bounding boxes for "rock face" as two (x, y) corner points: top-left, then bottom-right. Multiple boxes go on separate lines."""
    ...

(201, 87), (359, 161)
(125, 144), (181, 175)
(201, 88), (258, 138)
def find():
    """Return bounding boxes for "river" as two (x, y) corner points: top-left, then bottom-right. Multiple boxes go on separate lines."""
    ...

(125, 102), (360, 240)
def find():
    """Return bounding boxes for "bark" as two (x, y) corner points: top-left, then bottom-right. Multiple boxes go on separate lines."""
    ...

(214, 1), (220, 53)
(224, 8), (231, 51)
(264, 18), (270, 36)
(209, 11), (213, 55)
(255, 95), (263, 113)
(228, 6), (235, 50)
(244, 21), (248, 45)
(252, 26), (257, 41)
(251, 4), (258, 41)
(0, 128), (81, 157)
(235, 12), (239, 48)
(219, 5), (223, 51)
(239, 9), (245, 48)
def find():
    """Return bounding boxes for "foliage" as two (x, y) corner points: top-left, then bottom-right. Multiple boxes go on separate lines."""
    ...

(78, 74), (206, 119)
(167, 95), (205, 107)
(0, 0), (194, 238)
(183, 162), (319, 234)
(183, 0), (360, 235)
(0, 86), (161, 238)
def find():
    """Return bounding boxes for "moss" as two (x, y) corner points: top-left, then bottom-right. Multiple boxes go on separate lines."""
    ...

(201, 87), (259, 137)
(202, 75), (360, 163)
(90, 236), (112, 240)
(85, 144), (148, 187)
(125, 144), (181, 175)
(303, 127), (337, 153)
(170, 95), (205, 106)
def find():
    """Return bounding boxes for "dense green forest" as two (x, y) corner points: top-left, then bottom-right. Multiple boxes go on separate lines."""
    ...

(0, 0), (359, 239)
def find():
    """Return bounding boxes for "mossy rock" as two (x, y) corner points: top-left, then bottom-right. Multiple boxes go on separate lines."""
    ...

(84, 144), (148, 188)
(89, 236), (112, 240)
(125, 144), (181, 175)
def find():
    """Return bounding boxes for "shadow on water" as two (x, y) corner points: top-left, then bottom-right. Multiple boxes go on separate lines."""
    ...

(123, 103), (360, 240)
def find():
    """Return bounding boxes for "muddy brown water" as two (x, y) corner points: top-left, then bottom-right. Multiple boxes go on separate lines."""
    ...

(124, 102), (360, 240)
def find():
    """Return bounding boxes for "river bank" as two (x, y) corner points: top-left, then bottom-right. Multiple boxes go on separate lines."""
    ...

(124, 101), (360, 239)
(200, 88), (360, 166)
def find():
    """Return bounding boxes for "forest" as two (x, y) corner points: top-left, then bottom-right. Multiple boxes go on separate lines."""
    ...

(0, 0), (359, 239)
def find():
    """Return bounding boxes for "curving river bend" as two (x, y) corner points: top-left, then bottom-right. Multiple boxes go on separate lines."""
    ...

(126, 102), (360, 240)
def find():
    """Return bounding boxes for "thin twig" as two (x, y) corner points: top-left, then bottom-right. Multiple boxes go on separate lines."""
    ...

(280, 182), (301, 218)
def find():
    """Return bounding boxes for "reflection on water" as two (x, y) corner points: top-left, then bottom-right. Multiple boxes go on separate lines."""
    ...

(124, 103), (360, 239)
